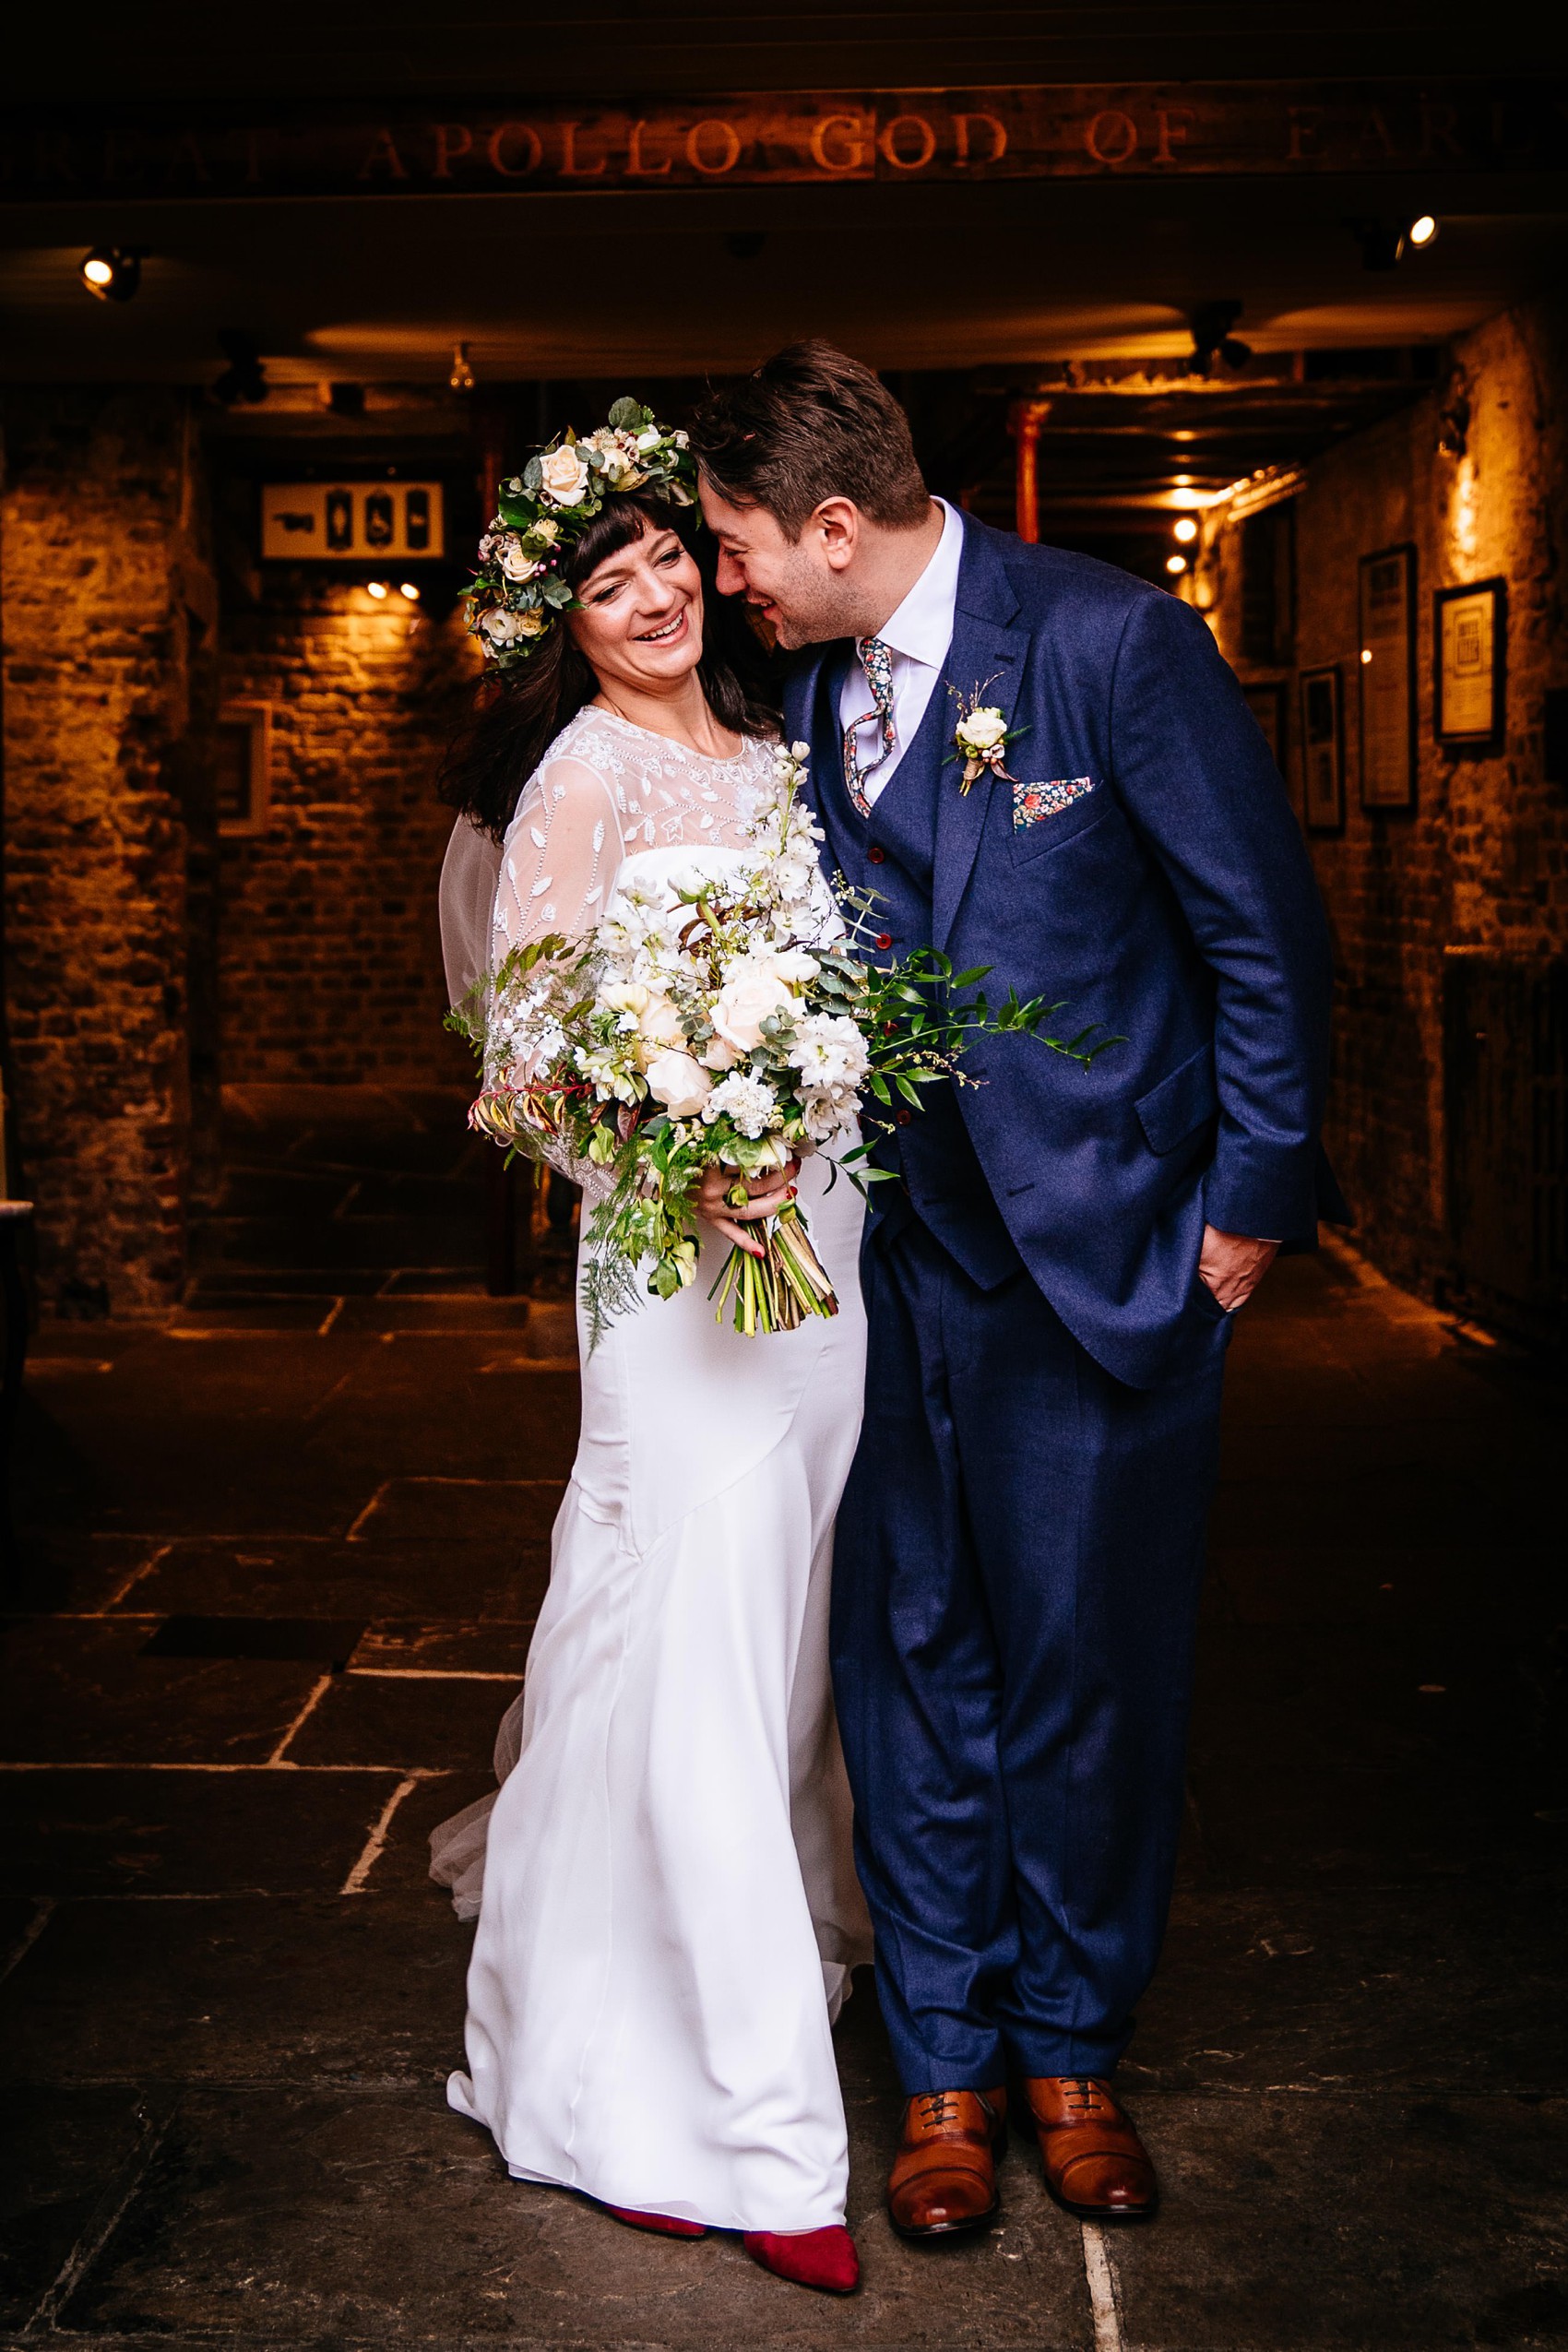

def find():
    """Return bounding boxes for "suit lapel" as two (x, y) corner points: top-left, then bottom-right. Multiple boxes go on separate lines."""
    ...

(932, 521), (1024, 950)
(784, 642), (844, 825)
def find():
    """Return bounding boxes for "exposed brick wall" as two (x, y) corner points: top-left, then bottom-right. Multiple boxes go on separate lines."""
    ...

(1196, 300), (1568, 1317)
(1, 387), (218, 1314)
(216, 580), (475, 1086)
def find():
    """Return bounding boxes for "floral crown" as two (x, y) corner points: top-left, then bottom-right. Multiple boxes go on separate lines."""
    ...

(466, 398), (696, 671)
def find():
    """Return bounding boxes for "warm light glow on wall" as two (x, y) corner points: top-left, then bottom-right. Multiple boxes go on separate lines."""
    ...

(1172, 517), (1198, 543)
(1166, 554), (1189, 575)
(398, 581), (421, 601)
(365, 581), (389, 601)
(1451, 456), (1479, 562)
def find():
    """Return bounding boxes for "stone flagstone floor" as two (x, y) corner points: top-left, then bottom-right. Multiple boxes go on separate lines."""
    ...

(2, 1087), (1564, 2351)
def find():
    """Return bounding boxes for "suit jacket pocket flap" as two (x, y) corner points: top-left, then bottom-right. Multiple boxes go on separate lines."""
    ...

(1135, 1044), (1218, 1156)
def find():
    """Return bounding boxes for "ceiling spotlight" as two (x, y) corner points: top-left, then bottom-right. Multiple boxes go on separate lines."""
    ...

(366, 581), (389, 601)
(449, 341), (476, 393)
(1408, 214), (1440, 249)
(80, 246), (141, 303)
(1166, 554), (1189, 576)
(1172, 516), (1199, 543)
(398, 581), (421, 601)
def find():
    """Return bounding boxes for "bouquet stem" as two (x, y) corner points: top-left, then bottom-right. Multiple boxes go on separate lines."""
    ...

(708, 1202), (839, 1336)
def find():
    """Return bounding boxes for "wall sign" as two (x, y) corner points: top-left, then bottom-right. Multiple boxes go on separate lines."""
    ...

(4, 83), (1563, 200)
(1359, 544), (1416, 812)
(1300, 665), (1345, 834)
(260, 481), (445, 564)
(1435, 578), (1506, 746)
(217, 702), (272, 835)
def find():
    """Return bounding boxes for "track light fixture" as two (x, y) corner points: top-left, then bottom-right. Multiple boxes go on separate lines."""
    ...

(1185, 302), (1252, 376)
(212, 330), (267, 407)
(80, 246), (141, 303)
(366, 581), (390, 600)
(1408, 214), (1440, 249)
(1166, 554), (1189, 576)
(1352, 215), (1438, 272)
(398, 581), (421, 601)
(449, 342), (476, 393)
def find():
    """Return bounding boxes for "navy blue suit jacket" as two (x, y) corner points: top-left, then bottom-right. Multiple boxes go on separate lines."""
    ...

(783, 515), (1340, 1389)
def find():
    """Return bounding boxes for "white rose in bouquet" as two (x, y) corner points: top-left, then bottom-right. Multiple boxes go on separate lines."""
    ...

(539, 445), (590, 505)
(631, 995), (687, 1068)
(645, 1050), (714, 1117)
(710, 963), (797, 1055)
(761, 947), (821, 987)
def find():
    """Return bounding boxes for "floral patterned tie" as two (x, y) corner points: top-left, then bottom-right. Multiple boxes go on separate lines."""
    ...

(843, 635), (896, 817)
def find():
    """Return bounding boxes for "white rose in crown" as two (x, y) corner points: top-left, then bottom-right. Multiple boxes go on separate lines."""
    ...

(538, 445), (590, 505)
(644, 1049), (714, 1118)
(497, 534), (540, 582)
(480, 607), (540, 649)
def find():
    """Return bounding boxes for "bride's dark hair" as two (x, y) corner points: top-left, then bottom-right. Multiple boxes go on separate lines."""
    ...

(438, 491), (781, 844)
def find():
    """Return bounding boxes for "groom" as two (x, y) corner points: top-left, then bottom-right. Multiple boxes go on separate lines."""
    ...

(691, 345), (1338, 2234)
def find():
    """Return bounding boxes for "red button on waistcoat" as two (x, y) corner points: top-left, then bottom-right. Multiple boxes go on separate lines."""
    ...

(896, 1110), (912, 1126)
(868, 846), (886, 864)
(876, 932), (893, 950)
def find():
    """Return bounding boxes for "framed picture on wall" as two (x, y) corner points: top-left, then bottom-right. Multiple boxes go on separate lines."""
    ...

(1242, 683), (1286, 772)
(1358, 543), (1416, 810)
(1300, 665), (1345, 833)
(1435, 577), (1506, 746)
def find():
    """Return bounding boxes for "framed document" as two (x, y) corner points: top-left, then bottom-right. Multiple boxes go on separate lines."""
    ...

(1300, 666), (1344, 833)
(1435, 578), (1505, 745)
(216, 702), (272, 836)
(1358, 544), (1415, 810)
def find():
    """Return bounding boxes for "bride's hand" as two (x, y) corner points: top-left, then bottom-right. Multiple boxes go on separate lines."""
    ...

(696, 1158), (801, 1257)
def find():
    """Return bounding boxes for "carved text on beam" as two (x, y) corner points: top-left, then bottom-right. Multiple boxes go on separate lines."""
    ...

(2, 84), (1562, 200)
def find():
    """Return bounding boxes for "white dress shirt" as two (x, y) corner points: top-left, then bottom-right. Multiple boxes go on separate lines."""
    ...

(836, 497), (964, 810)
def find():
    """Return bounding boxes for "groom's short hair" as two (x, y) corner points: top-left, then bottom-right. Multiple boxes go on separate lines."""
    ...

(690, 340), (931, 539)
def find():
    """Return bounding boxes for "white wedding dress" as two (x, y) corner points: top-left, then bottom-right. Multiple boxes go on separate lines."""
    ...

(432, 707), (873, 2234)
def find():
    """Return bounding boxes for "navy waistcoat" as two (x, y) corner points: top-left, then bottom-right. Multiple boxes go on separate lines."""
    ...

(812, 663), (1022, 1289)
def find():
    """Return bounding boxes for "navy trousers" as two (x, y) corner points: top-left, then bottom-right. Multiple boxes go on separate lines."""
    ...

(830, 1215), (1229, 2091)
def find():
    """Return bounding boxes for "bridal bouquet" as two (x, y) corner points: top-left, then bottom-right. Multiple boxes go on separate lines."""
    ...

(450, 747), (1110, 1343)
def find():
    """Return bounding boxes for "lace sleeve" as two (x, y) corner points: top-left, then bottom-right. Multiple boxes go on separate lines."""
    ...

(493, 754), (622, 963)
(490, 751), (623, 1204)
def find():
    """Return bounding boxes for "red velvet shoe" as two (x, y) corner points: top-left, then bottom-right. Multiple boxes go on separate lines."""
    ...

(743, 2226), (860, 2294)
(601, 2204), (707, 2239)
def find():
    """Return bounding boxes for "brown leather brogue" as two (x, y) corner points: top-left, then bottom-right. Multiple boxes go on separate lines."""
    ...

(887, 2087), (1007, 2239)
(1025, 2076), (1158, 2219)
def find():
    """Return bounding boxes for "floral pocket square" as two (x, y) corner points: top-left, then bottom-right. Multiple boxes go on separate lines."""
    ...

(1013, 776), (1095, 830)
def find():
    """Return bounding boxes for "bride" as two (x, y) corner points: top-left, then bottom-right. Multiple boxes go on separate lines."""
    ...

(431, 410), (873, 2296)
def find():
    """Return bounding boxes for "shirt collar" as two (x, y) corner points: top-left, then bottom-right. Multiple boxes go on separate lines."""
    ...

(875, 498), (964, 670)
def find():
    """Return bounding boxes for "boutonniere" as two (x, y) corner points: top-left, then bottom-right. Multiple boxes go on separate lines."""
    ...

(944, 679), (1029, 795)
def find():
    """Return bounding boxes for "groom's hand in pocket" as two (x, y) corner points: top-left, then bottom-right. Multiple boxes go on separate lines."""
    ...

(697, 1158), (801, 1257)
(1198, 1226), (1279, 1313)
